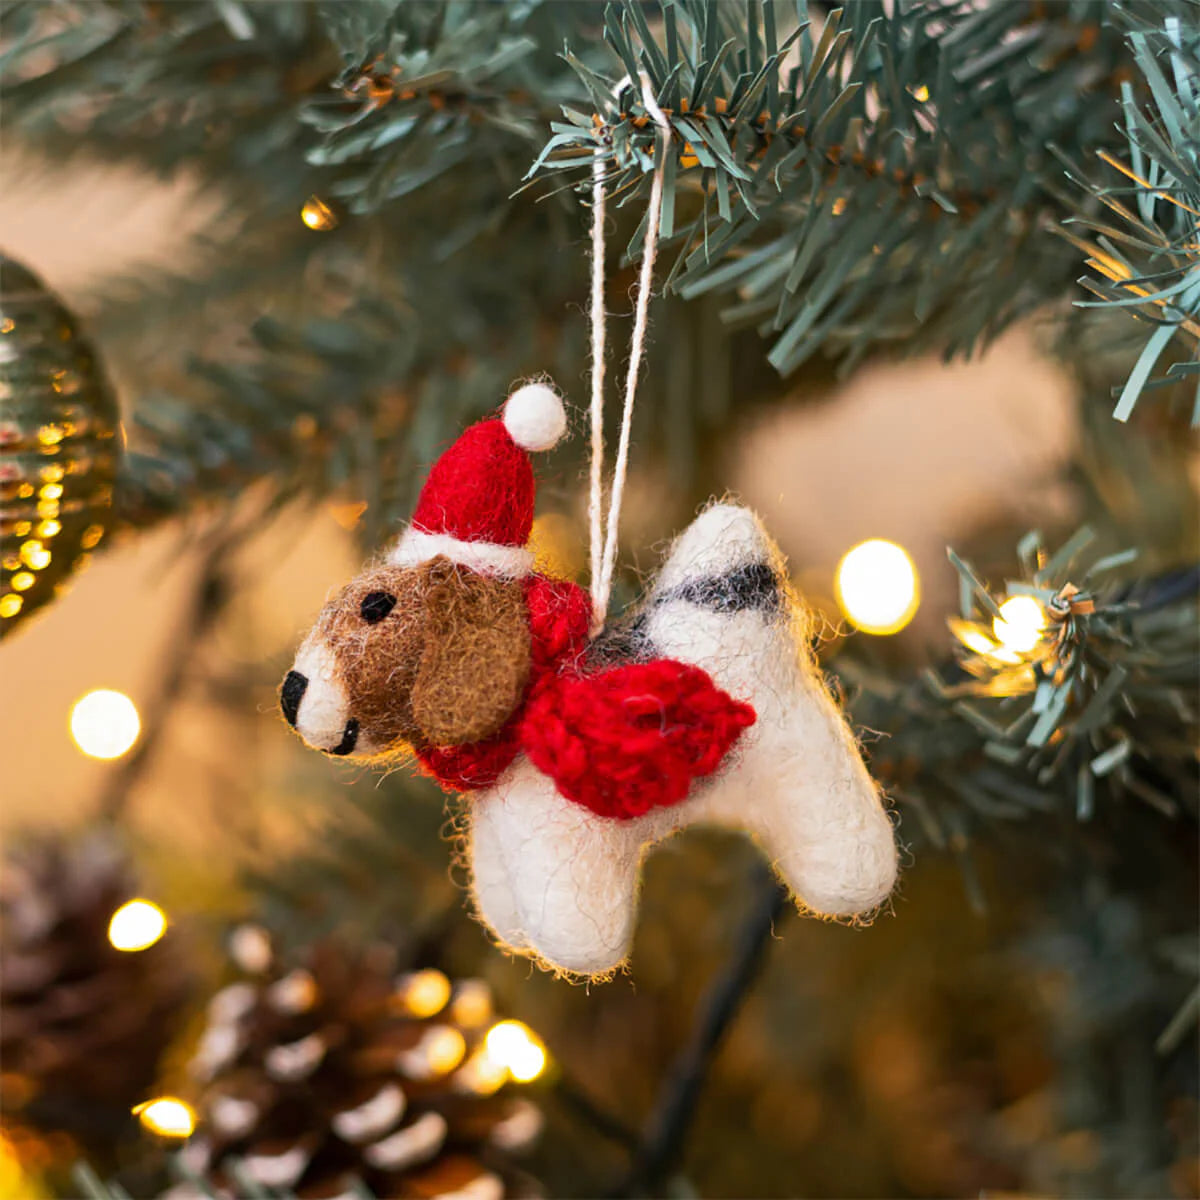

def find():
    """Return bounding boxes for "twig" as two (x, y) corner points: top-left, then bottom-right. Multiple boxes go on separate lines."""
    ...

(1156, 981), (1200, 1057)
(613, 861), (790, 1196)
(553, 1074), (641, 1153)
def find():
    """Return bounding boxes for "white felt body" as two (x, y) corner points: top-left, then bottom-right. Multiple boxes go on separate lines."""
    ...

(466, 504), (899, 976)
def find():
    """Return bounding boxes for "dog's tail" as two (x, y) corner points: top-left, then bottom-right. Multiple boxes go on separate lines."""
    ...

(591, 504), (798, 699)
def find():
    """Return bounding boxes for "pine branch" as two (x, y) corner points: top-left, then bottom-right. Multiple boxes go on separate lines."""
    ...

(4, 0), (1149, 380)
(110, 219), (589, 541)
(1, 1), (590, 222)
(1054, 4), (1200, 424)
(1, 1), (330, 187)
(529, 0), (1137, 373)
(300, 1), (592, 212)
(845, 527), (1199, 857)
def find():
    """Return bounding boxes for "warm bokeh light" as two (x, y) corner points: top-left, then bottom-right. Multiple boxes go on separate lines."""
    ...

(270, 968), (318, 1014)
(70, 688), (141, 759)
(835, 539), (920, 635)
(993, 595), (1046, 653)
(20, 540), (51, 570)
(301, 195), (338, 231)
(108, 899), (167, 951)
(485, 1021), (547, 1083)
(956, 627), (996, 654)
(133, 1097), (195, 1138)
(0, 1129), (48, 1200)
(529, 513), (584, 580)
(395, 969), (451, 1018)
(81, 524), (106, 550)
(450, 979), (493, 1028)
(455, 1047), (509, 1096)
(0, 594), (23, 619)
(230, 923), (274, 974)
(424, 1026), (467, 1076)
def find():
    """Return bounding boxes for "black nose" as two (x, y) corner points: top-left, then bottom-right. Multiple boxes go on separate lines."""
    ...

(329, 718), (359, 757)
(281, 671), (307, 726)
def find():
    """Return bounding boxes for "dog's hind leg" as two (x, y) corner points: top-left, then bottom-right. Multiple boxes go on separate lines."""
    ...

(641, 502), (898, 918)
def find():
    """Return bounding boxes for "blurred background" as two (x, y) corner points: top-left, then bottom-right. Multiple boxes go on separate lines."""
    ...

(0, 4), (1196, 1199)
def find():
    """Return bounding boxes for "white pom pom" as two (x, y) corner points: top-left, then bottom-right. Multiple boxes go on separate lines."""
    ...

(503, 382), (567, 451)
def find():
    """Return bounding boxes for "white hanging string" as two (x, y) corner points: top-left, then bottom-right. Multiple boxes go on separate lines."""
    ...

(588, 73), (672, 636)
(587, 151), (608, 613)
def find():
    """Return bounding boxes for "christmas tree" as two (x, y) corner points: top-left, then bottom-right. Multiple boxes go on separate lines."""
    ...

(1, 2), (1196, 1197)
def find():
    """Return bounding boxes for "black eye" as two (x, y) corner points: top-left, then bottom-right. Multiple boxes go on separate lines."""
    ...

(360, 591), (397, 624)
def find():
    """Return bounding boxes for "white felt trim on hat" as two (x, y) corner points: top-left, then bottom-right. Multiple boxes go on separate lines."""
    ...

(388, 527), (534, 577)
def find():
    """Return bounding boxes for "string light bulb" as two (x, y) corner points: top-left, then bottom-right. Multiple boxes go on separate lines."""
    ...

(449, 979), (493, 1028)
(424, 1026), (467, 1075)
(19, 540), (51, 570)
(301, 196), (338, 231)
(399, 1026), (467, 1078)
(484, 1021), (547, 1083)
(835, 538), (920, 635)
(108, 899), (167, 951)
(394, 969), (452, 1018)
(992, 595), (1046, 653)
(455, 1047), (509, 1096)
(133, 1097), (195, 1138)
(70, 689), (140, 759)
(954, 625), (998, 655)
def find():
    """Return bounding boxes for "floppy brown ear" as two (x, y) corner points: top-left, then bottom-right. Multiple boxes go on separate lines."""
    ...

(411, 558), (532, 746)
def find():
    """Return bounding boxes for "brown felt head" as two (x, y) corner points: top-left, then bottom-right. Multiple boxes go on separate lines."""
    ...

(281, 556), (531, 759)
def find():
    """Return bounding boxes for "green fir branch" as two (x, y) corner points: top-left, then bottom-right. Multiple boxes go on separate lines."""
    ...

(300, 2), (598, 212)
(112, 219), (589, 540)
(845, 528), (1198, 852)
(528, 0), (1135, 373)
(1055, 4), (1200, 424)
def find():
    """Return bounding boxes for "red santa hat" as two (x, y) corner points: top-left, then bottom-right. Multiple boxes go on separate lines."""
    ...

(388, 382), (567, 577)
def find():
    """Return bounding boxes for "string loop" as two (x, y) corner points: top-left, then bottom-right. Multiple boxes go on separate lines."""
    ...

(587, 152), (607, 615)
(588, 73), (672, 637)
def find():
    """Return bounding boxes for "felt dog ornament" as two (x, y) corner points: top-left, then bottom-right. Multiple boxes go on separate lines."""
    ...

(282, 383), (898, 976)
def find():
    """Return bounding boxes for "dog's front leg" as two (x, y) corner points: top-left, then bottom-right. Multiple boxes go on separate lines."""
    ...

(474, 758), (644, 976)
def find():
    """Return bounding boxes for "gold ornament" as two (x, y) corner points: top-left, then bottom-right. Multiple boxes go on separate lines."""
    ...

(0, 255), (121, 636)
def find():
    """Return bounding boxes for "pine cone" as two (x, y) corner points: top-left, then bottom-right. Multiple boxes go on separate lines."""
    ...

(176, 927), (543, 1199)
(0, 831), (189, 1160)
